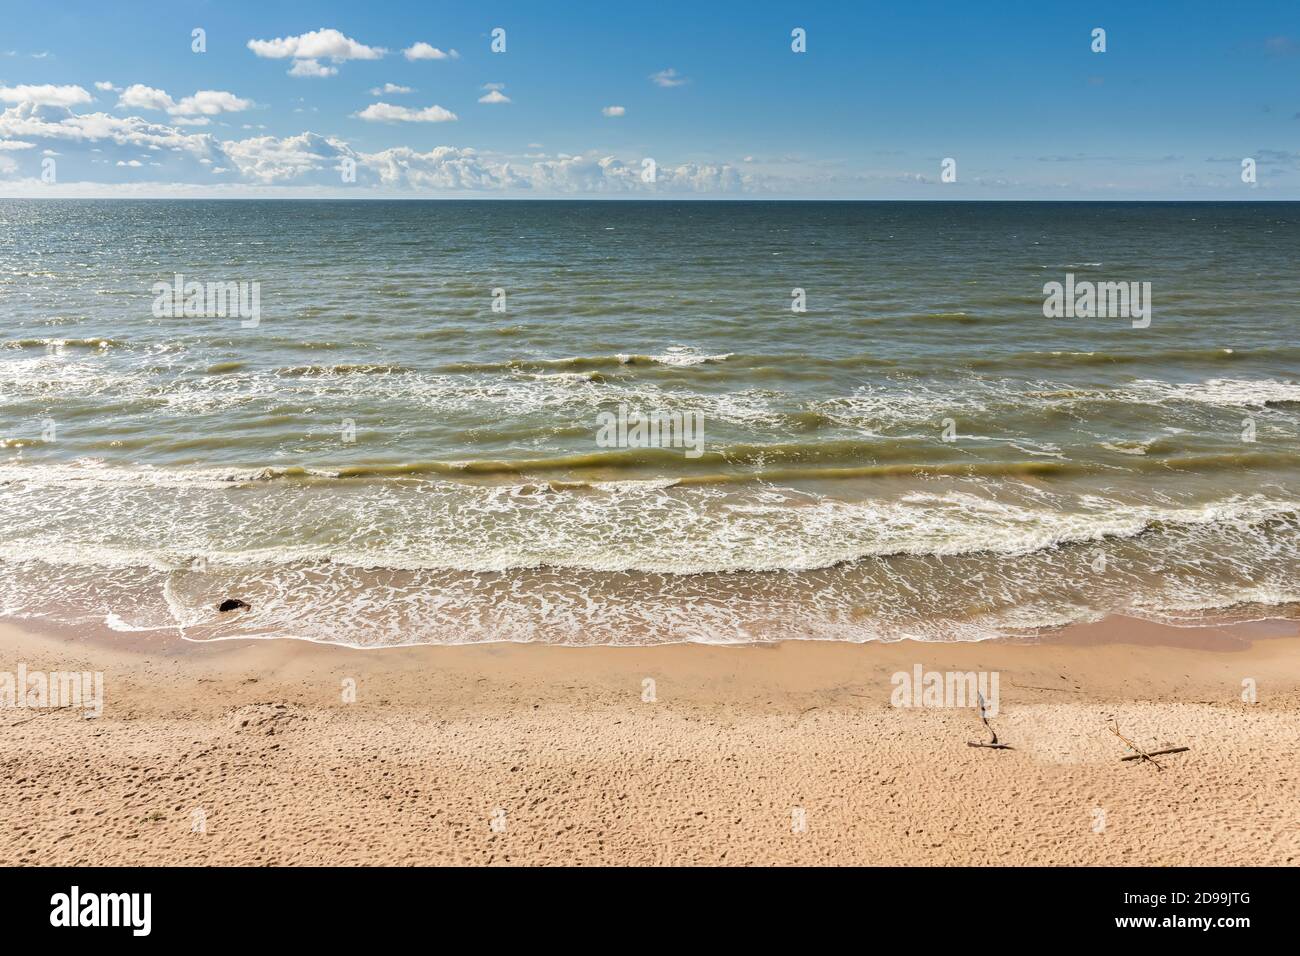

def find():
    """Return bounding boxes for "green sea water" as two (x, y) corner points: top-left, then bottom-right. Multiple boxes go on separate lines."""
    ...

(0, 199), (1296, 644)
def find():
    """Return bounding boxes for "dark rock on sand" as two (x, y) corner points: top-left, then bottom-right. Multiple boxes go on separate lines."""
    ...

(218, 599), (251, 612)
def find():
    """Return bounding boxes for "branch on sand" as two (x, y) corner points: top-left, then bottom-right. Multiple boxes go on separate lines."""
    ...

(1107, 717), (1188, 770)
(967, 691), (1013, 750)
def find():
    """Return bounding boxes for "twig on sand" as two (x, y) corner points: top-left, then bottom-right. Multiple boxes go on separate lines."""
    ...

(1119, 747), (1190, 762)
(1107, 717), (1186, 769)
(967, 692), (1013, 750)
(8, 707), (73, 727)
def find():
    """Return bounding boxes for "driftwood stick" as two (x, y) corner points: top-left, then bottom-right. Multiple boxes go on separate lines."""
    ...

(8, 706), (75, 727)
(1107, 718), (1183, 770)
(967, 692), (1013, 750)
(1120, 746), (1189, 762)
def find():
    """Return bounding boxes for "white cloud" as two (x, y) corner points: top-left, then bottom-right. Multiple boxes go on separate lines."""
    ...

(247, 28), (385, 75)
(601, 105), (625, 117)
(118, 85), (252, 116)
(0, 102), (215, 154)
(175, 91), (252, 115)
(0, 81), (754, 196)
(403, 42), (459, 61)
(248, 27), (384, 60)
(660, 161), (745, 192)
(364, 145), (524, 190)
(288, 59), (337, 78)
(478, 89), (511, 105)
(118, 84), (173, 111)
(650, 68), (688, 88)
(370, 83), (413, 96)
(363, 147), (746, 195)
(94, 81), (119, 93)
(355, 102), (458, 123)
(0, 84), (93, 107)
(219, 131), (358, 183)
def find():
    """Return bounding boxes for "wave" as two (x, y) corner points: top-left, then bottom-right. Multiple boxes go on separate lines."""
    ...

(1128, 378), (1300, 408)
(275, 363), (414, 377)
(0, 457), (1294, 574)
(428, 348), (1293, 378)
(205, 360), (246, 374)
(2, 442), (1296, 491)
(440, 351), (734, 374)
(2, 337), (122, 350)
(0, 501), (1295, 646)
(969, 347), (1262, 369)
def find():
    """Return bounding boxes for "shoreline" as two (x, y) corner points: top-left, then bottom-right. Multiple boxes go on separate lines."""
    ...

(2, 613), (1298, 865)
(10, 595), (1300, 654)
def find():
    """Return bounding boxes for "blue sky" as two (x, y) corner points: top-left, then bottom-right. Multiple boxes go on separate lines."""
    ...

(0, 0), (1297, 197)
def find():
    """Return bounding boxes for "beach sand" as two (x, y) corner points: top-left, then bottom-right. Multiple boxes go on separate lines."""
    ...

(1, 616), (1297, 866)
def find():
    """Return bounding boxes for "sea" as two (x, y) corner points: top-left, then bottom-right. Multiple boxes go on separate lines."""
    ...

(1, 199), (1296, 646)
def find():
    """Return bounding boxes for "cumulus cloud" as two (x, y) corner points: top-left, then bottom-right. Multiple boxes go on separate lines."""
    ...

(362, 148), (746, 195)
(118, 85), (253, 116)
(355, 102), (458, 123)
(94, 81), (119, 93)
(0, 80), (752, 196)
(370, 83), (413, 96)
(659, 161), (745, 192)
(649, 68), (688, 88)
(403, 42), (459, 61)
(601, 105), (625, 117)
(175, 91), (253, 115)
(478, 89), (511, 105)
(0, 84), (93, 108)
(118, 84), (173, 111)
(288, 59), (337, 78)
(0, 102), (215, 154)
(247, 28), (385, 75)
(364, 145), (525, 190)
(219, 131), (360, 183)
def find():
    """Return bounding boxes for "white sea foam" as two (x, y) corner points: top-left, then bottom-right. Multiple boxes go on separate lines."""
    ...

(1129, 378), (1300, 408)
(0, 468), (1294, 575)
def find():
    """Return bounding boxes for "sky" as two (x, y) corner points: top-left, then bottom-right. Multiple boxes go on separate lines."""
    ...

(0, 0), (1297, 199)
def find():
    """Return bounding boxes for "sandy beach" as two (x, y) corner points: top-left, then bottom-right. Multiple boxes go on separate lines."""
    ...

(2, 616), (1297, 866)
